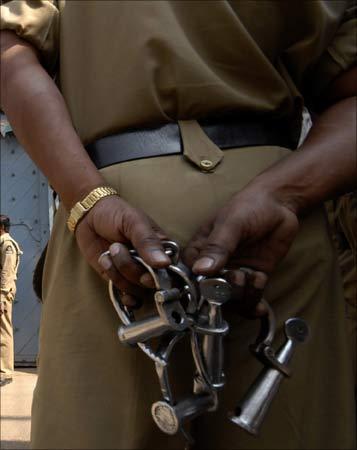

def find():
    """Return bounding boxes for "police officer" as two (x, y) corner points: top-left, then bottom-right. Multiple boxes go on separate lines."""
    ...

(0, 1), (356, 449)
(0, 214), (21, 387)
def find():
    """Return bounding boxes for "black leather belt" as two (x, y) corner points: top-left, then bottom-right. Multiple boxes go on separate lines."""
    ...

(86, 118), (298, 170)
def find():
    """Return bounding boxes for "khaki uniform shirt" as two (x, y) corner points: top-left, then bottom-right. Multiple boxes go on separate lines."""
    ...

(0, 233), (21, 301)
(1, 0), (356, 145)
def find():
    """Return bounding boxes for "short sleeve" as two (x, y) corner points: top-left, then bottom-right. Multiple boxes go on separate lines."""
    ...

(305, 2), (356, 100)
(0, 0), (59, 71)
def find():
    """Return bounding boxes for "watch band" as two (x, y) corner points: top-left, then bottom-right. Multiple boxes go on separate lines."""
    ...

(67, 186), (118, 233)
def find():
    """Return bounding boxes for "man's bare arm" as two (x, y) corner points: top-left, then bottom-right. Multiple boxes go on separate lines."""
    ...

(257, 71), (357, 216)
(0, 30), (104, 210)
(186, 67), (357, 276)
(0, 30), (170, 304)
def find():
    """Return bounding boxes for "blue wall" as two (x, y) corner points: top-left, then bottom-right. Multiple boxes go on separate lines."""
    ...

(1, 132), (50, 364)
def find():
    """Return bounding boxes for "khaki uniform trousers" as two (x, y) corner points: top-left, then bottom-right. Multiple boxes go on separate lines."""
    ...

(327, 193), (357, 382)
(31, 146), (356, 449)
(0, 294), (14, 379)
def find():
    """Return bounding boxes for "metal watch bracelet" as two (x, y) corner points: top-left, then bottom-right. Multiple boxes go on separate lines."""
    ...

(67, 186), (118, 233)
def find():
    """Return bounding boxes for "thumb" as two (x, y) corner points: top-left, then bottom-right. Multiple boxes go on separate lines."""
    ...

(192, 222), (241, 275)
(127, 213), (170, 268)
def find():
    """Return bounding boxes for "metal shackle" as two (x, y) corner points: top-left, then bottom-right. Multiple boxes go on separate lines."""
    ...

(118, 288), (190, 345)
(151, 394), (214, 435)
(199, 277), (232, 390)
(228, 317), (310, 435)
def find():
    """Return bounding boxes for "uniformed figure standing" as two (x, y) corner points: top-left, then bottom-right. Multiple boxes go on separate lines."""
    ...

(0, 215), (21, 387)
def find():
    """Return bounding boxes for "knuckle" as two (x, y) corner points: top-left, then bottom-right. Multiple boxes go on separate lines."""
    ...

(120, 208), (137, 235)
(204, 242), (231, 257)
(137, 234), (161, 249)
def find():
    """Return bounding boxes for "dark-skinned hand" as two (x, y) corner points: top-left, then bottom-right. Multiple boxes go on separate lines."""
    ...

(183, 181), (299, 316)
(75, 195), (170, 308)
(87, 181), (297, 317)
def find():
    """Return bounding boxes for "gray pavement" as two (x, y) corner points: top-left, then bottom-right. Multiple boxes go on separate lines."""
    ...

(0, 369), (37, 450)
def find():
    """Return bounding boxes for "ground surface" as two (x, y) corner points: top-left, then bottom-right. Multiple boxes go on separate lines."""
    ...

(0, 369), (37, 450)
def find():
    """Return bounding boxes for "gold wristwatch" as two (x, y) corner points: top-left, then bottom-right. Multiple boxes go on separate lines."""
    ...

(67, 186), (118, 232)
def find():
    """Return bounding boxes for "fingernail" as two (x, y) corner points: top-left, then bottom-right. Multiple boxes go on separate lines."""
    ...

(110, 243), (121, 256)
(140, 273), (155, 288)
(193, 257), (215, 272)
(99, 255), (112, 270)
(151, 250), (170, 264)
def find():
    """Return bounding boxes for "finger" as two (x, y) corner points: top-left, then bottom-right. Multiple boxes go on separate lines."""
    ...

(183, 244), (201, 269)
(192, 221), (240, 275)
(148, 218), (169, 241)
(255, 299), (269, 317)
(251, 271), (269, 290)
(128, 214), (171, 268)
(111, 285), (143, 309)
(241, 269), (268, 316)
(98, 253), (149, 299)
(224, 269), (246, 298)
(139, 272), (156, 289)
(222, 269), (247, 315)
(82, 236), (116, 282)
(183, 222), (212, 268)
(109, 243), (146, 285)
(224, 268), (246, 287)
(121, 293), (142, 310)
(223, 269), (268, 318)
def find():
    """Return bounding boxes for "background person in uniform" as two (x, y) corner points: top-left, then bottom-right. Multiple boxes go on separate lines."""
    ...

(0, 214), (22, 387)
(0, 1), (356, 449)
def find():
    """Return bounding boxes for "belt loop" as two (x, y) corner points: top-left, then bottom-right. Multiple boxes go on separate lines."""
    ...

(178, 120), (224, 172)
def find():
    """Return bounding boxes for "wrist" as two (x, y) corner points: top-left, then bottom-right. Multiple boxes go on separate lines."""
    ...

(67, 186), (119, 233)
(248, 172), (305, 217)
(66, 181), (106, 210)
(60, 172), (106, 211)
(247, 145), (334, 217)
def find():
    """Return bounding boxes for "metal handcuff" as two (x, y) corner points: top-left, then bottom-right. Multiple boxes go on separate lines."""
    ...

(105, 241), (309, 444)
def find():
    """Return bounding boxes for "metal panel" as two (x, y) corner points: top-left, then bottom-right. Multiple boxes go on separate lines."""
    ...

(1, 134), (50, 365)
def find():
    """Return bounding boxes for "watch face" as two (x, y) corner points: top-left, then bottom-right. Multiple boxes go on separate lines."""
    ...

(151, 401), (179, 435)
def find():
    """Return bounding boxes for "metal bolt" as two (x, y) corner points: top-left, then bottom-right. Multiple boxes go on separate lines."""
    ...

(154, 288), (180, 304)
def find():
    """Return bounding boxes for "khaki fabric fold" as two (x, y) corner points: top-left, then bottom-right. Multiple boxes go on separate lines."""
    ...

(31, 146), (356, 449)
